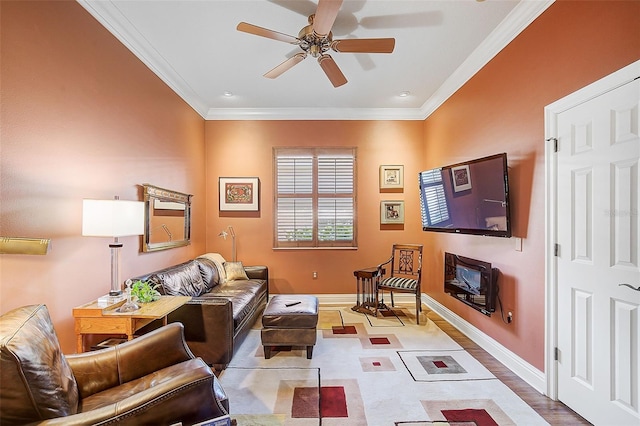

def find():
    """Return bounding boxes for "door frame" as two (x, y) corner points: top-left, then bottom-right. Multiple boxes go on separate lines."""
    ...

(544, 59), (640, 401)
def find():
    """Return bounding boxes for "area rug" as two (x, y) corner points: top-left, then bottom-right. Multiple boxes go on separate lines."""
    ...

(220, 305), (548, 425)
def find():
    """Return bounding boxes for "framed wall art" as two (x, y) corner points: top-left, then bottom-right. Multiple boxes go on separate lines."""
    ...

(380, 200), (405, 224)
(379, 165), (404, 190)
(451, 165), (472, 192)
(219, 177), (259, 211)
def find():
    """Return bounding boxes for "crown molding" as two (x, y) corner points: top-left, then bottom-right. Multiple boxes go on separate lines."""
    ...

(204, 107), (427, 121)
(78, 0), (554, 121)
(77, 0), (210, 116)
(418, 0), (554, 120)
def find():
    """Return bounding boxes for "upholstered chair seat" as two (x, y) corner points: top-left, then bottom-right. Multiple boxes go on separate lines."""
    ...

(379, 276), (418, 290)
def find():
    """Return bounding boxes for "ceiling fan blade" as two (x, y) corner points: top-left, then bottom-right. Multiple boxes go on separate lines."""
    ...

(318, 54), (347, 87)
(237, 22), (299, 44)
(332, 38), (395, 53)
(312, 0), (343, 36)
(264, 53), (307, 79)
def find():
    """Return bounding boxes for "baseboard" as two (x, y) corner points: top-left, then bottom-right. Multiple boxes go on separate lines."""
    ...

(421, 294), (547, 394)
(315, 293), (417, 306)
(315, 294), (356, 305)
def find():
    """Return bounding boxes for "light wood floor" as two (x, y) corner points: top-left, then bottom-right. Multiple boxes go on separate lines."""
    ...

(426, 310), (592, 426)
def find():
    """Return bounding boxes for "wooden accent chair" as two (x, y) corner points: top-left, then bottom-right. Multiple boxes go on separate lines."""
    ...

(376, 244), (424, 324)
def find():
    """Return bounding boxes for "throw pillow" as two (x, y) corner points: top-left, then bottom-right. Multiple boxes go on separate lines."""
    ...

(198, 253), (227, 283)
(224, 261), (249, 281)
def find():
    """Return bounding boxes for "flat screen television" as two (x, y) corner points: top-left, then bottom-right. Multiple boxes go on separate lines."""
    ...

(444, 252), (498, 316)
(419, 153), (511, 237)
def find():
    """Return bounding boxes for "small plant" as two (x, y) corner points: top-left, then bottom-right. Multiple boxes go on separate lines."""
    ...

(130, 280), (161, 303)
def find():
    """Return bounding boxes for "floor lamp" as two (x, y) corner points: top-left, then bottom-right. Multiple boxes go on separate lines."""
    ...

(82, 197), (145, 296)
(218, 225), (236, 262)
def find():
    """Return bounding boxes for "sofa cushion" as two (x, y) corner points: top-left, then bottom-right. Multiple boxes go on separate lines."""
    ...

(209, 279), (267, 330)
(154, 260), (207, 297)
(0, 305), (79, 423)
(79, 358), (210, 412)
(224, 261), (249, 281)
(195, 257), (220, 291)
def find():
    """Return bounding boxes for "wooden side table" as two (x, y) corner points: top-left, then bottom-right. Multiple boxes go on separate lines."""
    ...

(352, 267), (384, 316)
(73, 295), (190, 353)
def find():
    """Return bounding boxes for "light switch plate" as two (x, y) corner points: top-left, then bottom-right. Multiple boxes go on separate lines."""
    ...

(514, 237), (523, 252)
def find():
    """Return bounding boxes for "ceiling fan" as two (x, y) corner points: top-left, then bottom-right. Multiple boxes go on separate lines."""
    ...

(237, 0), (395, 87)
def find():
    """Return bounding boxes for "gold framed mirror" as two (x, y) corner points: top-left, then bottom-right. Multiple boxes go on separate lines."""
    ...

(142, 184), (192, 252)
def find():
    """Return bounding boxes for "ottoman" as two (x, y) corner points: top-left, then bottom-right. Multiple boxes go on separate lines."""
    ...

(261, 295), (319, 359)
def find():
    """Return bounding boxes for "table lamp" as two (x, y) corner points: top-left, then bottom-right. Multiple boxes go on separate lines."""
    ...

(82, 197), (145, 296)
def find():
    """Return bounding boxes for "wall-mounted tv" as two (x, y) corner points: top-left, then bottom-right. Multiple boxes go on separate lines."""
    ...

(444, 252), (498, 316)
(419, 153), (511, 237)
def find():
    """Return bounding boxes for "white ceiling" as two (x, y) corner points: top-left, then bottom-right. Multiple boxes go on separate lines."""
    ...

(78, 0), (552, 120)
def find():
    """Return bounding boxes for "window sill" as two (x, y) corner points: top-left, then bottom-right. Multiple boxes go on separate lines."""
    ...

(273, 247), (358, 251)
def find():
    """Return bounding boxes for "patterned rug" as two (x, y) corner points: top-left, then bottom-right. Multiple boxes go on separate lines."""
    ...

(219, 305), (548, 425)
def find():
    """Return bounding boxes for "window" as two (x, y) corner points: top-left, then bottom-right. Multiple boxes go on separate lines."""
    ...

(419, 168), (451, 227)
(274, 147), (356, 248)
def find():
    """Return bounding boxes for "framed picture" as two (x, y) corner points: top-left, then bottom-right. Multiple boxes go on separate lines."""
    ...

(380, 200), (405, 224)
(379, 165), (404, 190)
(219, 177), (259, 211)
(451, 165), (472, 192)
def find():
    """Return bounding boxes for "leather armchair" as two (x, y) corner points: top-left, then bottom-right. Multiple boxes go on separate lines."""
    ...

(0, 304), (229, 425)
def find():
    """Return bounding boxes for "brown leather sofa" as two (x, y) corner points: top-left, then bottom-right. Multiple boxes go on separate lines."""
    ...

(132, 254), (268, 370)
(0, 304), (229, 425)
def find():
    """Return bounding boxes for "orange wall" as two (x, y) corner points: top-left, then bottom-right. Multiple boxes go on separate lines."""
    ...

(204, 120), (425, 294)
(0, 0), (207, 353)
(421, 0), (640, 370)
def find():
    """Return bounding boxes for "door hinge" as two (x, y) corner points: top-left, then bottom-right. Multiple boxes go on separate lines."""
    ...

(554, 243), (560, 257)
(546, 137), (558, 152)
(554, 347), (559, 361)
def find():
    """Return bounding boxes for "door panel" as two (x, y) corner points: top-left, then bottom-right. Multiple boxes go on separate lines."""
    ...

(571, 289), (593, 385)
(612, 159), (637, 267)
(572, 167), (593, 262)
(612, 299), (637, 411)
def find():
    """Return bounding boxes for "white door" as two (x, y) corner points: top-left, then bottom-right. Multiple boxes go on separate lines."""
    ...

(553, 71), (640, 425)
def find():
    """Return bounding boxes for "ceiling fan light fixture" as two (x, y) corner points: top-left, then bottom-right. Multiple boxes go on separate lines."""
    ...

(299, 19), (332, 58)
(310, 44), (321, 57)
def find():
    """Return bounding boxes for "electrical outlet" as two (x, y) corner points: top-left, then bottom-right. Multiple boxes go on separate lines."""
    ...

(507, 311), (513, 323)
(312, 271), (318, 279)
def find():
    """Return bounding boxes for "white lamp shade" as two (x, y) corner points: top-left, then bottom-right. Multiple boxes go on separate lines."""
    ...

(82, 199), (145, 237)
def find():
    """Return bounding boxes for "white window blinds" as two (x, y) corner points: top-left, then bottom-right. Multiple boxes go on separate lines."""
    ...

(419, 168), (450, 226)
(275, 148), (356, 248)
